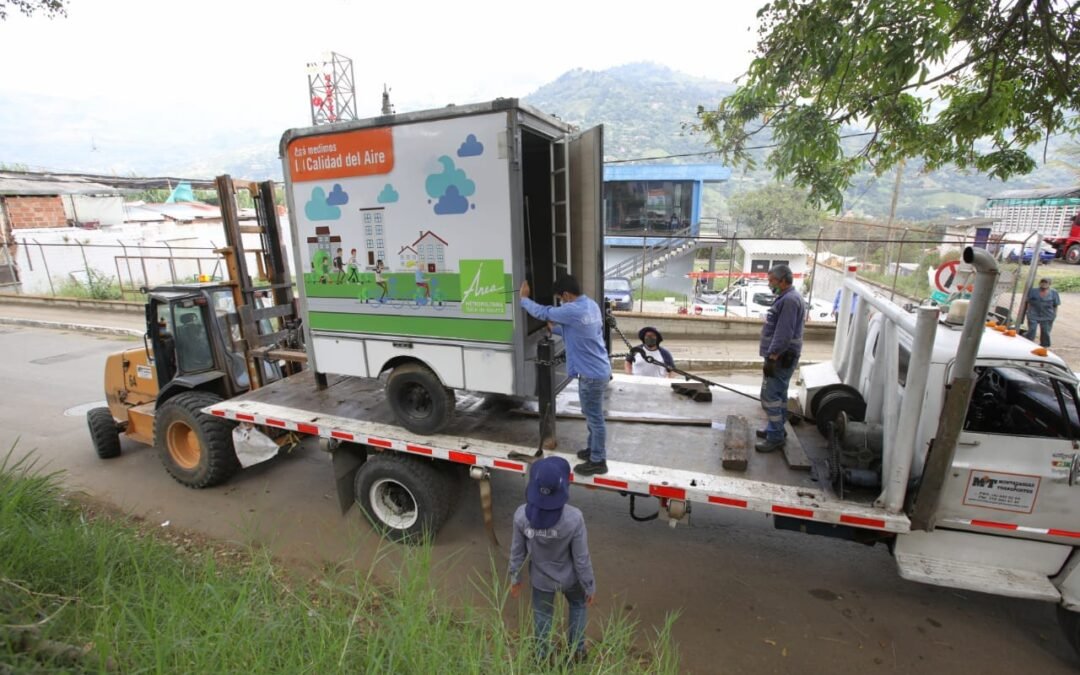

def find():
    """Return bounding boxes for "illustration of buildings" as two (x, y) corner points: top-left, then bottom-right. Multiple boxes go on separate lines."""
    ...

(412, 230), (448, 272)
(397, 244), (418, 269)
(360, 207), (387, 265)
(307, 226), (341, 263)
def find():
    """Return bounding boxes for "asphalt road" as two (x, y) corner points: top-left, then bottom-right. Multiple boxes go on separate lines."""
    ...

(1, 325), (1077, 674)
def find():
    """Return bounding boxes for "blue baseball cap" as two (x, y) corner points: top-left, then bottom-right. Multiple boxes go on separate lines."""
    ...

(526, 456), (571, 510)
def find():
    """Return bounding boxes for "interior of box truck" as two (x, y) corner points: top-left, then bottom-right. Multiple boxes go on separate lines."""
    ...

(521, 128), (558, 334)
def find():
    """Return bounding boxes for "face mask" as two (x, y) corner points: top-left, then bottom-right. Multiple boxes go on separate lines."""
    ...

(769, 284), (780, 295)
(643, 336), (658, 348)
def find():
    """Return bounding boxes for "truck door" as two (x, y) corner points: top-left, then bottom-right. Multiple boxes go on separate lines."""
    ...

(566, 125), (604, 303)
(935, 364), (1080, 541)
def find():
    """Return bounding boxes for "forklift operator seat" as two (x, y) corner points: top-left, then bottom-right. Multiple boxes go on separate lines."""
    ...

(176, 312), (214, 372)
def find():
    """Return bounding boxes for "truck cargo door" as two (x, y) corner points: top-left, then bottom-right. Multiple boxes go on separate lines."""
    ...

(566, 125), (604, 302)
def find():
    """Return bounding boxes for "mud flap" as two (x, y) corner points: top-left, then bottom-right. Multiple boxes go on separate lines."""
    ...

(331, 444), (367, 514)
(232, 424), (280, 468)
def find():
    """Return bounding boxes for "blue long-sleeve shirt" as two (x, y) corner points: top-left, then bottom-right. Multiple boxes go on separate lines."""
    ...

(760, 286), (805, 358)
(1026, 287), (1061, 321)
(508, 504), (596, 596)
(521, 295), (612, 379)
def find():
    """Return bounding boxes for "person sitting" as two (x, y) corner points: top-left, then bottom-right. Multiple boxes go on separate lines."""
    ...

(624, 326), (675, 378)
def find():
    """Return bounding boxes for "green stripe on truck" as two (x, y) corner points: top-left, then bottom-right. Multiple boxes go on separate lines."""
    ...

(309, 311), (514, 343)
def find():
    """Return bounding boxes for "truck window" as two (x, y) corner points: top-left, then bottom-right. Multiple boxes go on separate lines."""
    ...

(965, 366), (1080, 439)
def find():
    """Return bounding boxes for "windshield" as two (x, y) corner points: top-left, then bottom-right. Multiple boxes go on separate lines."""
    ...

(965, 365), (1080, 439)
(605, 279), (632, 292)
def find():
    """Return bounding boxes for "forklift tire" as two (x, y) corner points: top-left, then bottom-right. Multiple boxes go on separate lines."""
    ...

(1059, 605), (1080, 659)
(353, 452), (452, 543)
(386, 363), (455, 435)
(1067, 244), (1080, 265)
(155, 391), (239, 489)
(87, 407), (122, 460)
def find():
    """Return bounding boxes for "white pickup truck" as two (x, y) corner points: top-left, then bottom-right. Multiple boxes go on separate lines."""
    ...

(692, 282), (833, 321)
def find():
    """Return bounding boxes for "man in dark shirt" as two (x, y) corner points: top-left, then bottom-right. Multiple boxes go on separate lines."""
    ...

(1025, 277), (1062, 348)
(756, 264), (805, 453)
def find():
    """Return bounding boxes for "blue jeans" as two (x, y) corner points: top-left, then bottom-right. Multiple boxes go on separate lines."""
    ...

(1026, 319), (1053, 347)
(532, 585), (588, 658)
(760, 360), (797, 442)
(577, 376), (607, 462)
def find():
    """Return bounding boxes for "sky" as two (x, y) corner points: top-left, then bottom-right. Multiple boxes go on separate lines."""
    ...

(0, 0), (765, 172)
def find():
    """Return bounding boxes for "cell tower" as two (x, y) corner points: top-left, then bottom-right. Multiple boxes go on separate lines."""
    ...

(306, 52), (358, 126)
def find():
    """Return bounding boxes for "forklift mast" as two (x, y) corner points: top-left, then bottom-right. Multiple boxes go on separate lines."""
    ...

(214, 175), (307, 390)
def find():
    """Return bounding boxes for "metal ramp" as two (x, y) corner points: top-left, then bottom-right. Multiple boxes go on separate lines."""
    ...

(604, 226), (697, 279)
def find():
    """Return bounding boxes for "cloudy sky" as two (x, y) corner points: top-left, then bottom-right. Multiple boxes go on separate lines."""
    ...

(0, 0), (764, 172)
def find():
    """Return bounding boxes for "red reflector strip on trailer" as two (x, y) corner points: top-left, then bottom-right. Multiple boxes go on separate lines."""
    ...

(593, 477), (629, 489)
(405, 444), (433, 455)
(649, 485), (686, 500)
(367, 438), (392, 448)
(235, 413), (255, 422)
(970, 519), (1018, 531)
(1049, 528), (1080, 539)
(265, 418), (286, 428)
(709, 496), (748, 508)
(211, 409), (226, 417)
(772, 505), (814, 518)
(449, 451), (476, 465)
(493, 460), (525, 472)
(297, 423), (319, 435)
(840, 514), (886, 529)
(330, 430), (355, 441)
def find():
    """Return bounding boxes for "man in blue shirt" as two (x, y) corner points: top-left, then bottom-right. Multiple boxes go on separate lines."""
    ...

(831, 287), (858, 320)
(1025, 277), (1062, 348)
(757, 264), (805, 453)
(520, 275), (611, 476)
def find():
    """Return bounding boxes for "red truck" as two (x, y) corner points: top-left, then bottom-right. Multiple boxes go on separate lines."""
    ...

(1046, 213), (1080, 264)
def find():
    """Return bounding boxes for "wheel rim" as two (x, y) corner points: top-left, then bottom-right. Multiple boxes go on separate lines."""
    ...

(166, 420), (201, 469)
(369, 478), (419, 530)
(401, 382), (434, 420)
(1069, 248), (1080, 263)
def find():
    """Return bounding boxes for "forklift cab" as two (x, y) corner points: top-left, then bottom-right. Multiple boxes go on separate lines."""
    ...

(146, 285), (253, 402)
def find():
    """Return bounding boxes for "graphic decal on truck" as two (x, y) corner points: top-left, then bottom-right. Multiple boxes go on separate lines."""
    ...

(425, 156), (476, 215)
(962, 469), (1040, 513)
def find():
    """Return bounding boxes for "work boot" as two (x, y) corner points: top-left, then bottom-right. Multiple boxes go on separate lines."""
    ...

(755, 438), (785, 453)
(574, 460), (608, 476)
(756, 429), (787, 439)
(577, 449), (591, 460)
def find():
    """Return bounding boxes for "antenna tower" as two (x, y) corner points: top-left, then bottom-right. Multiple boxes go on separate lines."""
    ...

(306, 52), (358, 126)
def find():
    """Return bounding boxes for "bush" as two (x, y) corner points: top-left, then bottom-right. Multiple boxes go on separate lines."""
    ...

(54, 267), (123, 300)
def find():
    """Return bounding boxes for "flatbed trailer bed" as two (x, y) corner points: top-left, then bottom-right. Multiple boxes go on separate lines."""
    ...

(207, 371), (911, 534)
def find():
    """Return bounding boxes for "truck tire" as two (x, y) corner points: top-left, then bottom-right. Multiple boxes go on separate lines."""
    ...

(87, 407), (122, 459)
(155, 391), (239, 489)
(353, 452), (453, 543)
(1066, 244), (1080, 265)
(1059, 606), (1080, 660)
(386, 363), (455, 435)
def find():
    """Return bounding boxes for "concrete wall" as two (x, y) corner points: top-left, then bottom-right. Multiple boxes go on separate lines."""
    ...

(61, 195), (125, 226)
(612, 311), (836, 341)
(3, 196), (67, 229)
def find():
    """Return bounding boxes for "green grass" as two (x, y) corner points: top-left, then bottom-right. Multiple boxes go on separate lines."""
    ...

(0, 450), (680, 673)
(52, 268), (123, 301)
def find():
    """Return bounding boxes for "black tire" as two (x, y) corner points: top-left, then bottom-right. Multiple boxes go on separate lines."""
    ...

(154, 391), (238, 489)
(386, 363), (455, 435)
(87, 407), (122, 459)
(353, 453), (453, 543)
(1058, 605), (1080, 661)
(815, 389), (867, 437)
(1067, 245), (1080, 265)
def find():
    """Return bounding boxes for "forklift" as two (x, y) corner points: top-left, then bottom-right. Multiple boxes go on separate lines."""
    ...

(86, 176), (306, 488)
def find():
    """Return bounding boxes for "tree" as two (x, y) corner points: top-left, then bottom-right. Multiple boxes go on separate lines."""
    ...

(696, 0), (1080, 212)
(728, 183), (824, 238)
(0, 0), (66, 20)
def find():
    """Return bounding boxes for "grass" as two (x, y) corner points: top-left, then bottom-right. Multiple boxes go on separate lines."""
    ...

(52, 268), (124, 301)
(0, 450), (680, 673)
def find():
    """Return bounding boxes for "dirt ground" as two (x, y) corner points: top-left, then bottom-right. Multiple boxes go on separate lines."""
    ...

(1, 325), (1078, 673)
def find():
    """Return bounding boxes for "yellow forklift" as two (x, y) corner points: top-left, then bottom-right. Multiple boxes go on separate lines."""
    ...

(86, 176), (306, 487)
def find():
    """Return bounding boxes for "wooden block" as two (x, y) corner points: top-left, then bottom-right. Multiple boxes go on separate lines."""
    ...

(671, 382), (713, 403)
(781, 421), (811, 471)
(722, 414), (750, 471)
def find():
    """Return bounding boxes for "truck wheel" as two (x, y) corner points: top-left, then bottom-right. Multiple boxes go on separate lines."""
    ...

(155, 391), (239, 489)
(353, 452), (452, 543)
(87, 407), (122, 459)
(1066, 245), (1080, 265)
(386, 363), (455, 435)
(1059, 606), (1080, 659)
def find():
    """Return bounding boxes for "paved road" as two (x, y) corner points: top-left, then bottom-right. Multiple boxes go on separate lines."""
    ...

(1, 325), (1077, 674)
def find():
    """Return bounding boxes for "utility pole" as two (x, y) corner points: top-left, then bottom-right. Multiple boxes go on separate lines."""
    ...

(883, 159), (905, 275)
(381, 84), (395, 115)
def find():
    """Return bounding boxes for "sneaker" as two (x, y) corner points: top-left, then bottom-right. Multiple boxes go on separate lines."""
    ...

(576, 449), (591, 460)
(755, 438), (785, 453)
(574, 460), (608, 476)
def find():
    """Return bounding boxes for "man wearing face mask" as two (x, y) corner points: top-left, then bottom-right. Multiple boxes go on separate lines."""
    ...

(1025, 277), (1061, 348)
(624, 326), (675, 378)
(756, 264), (805, 453)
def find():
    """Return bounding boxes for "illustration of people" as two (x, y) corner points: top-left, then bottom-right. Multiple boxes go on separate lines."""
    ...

(314, 250), (332, 284)
(369, 260), (389, 302)
(346, 248), (360, 283)
(333, 248), (345, 284)
(415, 266), (431, 301)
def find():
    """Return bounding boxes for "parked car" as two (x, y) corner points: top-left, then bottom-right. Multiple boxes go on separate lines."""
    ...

(604, 277), (634, 311)
(690, 283), (832, 321)
(1002, 243), (1055, 265)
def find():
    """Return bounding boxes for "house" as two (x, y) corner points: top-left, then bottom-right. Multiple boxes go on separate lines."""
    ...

(0, 171), (123, 240)
(411, 230), (448, 272)
(938, 216), (998, 256)
(306, 226), (342, 270)
(737, 239), (811, 279)
(397, 244), (418, 269)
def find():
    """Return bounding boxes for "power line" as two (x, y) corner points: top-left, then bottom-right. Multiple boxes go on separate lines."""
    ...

(604, 132), (877, 164)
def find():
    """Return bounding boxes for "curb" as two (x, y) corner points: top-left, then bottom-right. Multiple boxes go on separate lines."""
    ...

(0, 317), (142, 338)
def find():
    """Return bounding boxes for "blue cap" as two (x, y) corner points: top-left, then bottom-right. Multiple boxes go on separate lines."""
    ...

(526, 456), (571, 510)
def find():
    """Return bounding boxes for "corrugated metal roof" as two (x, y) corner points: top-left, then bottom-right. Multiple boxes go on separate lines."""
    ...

(0, 171), (121, 196)
(737, 239), (811, 256)
(988, 186), (1080, 200)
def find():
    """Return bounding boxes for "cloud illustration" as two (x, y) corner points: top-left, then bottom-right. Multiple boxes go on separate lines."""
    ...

(457, 134), (484, 157)
(304, 187), (341, 221)
(377, 184), (399, 203)
(326, 184), (349, 206)
(425, 156), (475, 199)
(434, 185), (470, 215)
